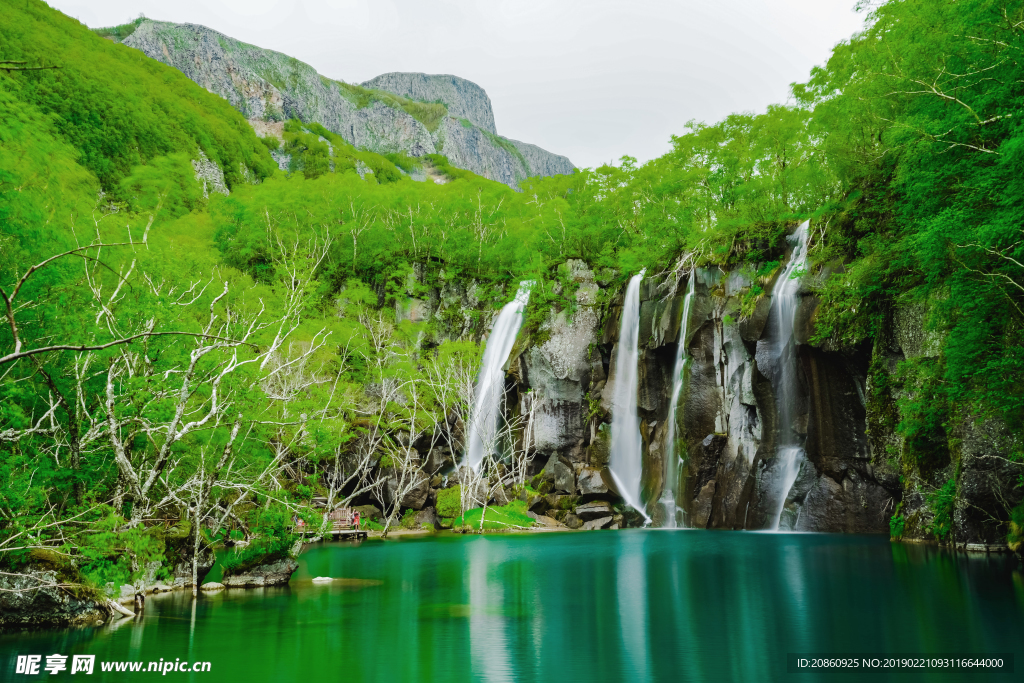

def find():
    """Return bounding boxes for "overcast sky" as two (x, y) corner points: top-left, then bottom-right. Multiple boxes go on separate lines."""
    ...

(53, 0), (866, 169)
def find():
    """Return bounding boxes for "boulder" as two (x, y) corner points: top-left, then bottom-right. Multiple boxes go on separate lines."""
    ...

(424, 448), (454, 475)
(413, 507), (440, 530)
(492, 486), (515, 507)
(577, 467), (609, 500)
(200, 582), (225, 591)
(582, 516), (613, 531)
(545, 453), (577, 494)
(526, 512), (562, 527)
(528, 495), (550, 515)
(564, 513), (583, 529)
(575, 501), (613, 521)
(384, 469), (431, 510)
(544, 494), (574, 513)
(353, 504), (382, 523)
(222, 558), (299, 588)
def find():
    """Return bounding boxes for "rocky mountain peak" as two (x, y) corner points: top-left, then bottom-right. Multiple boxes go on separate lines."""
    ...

(361, 72), (497, 134)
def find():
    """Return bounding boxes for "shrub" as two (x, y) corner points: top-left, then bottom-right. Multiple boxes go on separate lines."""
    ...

(889, 514), (905, 541)
(926, 478), (956, 542)
(219, 536), (293, 577)
(384, 153), (419, 174)
(436, 486), (463, 518)
(399, 509), (418, 529)
(1008, 501), (1024, 553)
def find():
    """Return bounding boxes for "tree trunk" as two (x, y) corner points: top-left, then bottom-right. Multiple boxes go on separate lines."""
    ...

(191, 506), (200, 598)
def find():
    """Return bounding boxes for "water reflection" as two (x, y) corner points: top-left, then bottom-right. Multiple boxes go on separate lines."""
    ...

(1, 533), (1021, 683)
(469, 539), (513, 683)
(616, 535), (651, 682)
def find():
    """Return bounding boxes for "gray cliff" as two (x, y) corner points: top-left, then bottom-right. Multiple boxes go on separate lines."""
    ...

(386, 234), (1019, 544)
(118, 21), (573, 189)
(361, 72), (497, 134)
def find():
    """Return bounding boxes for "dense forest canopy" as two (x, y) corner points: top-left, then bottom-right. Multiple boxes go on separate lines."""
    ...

(1, 0), (1022, 589)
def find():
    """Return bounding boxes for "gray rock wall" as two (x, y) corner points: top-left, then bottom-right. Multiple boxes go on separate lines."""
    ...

(505, 250), (902, 533)
(385, 240), (1020, 540)
(362, 72), (497, 133)
(120, 21), (574, 189)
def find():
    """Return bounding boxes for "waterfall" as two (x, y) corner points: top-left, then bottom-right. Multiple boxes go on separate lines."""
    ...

(768, 221), (811, 530)
(658, 273), (697, 528)
(609, 272), (648, 519)
(465, 282), (532, 473)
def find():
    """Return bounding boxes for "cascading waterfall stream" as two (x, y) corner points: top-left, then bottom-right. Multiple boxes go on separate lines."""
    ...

(659, 273), (697, 528)
(609, 271), (649, 519)
(768, 221), (811, 530)
(465, 282), (532, 473)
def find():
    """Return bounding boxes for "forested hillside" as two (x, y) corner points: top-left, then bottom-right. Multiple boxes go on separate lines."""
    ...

(1, 0), (1021, 608)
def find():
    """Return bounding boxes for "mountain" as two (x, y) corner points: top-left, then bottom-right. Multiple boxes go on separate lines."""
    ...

(112, 20), (574, 189)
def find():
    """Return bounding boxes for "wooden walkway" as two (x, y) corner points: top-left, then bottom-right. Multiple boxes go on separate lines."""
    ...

(291, 526), (368, 540)
(290, 507), (367, 540)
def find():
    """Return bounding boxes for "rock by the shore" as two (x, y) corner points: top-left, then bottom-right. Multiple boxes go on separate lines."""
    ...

(582, 516), (613, 531)
(0, 569), (104, 627)
(222, 558), (299, 588)
(200, 582), (225, 591)
(413, 507), (440, 530)
(575, 501), (614, 521)
(564, 513), (583, 529)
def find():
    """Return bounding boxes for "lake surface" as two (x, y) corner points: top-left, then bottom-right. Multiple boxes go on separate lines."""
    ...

(2, 531), (1022, 682)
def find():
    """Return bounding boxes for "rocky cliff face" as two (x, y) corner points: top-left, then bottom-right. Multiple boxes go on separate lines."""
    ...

(394, 234), (1019, 545)
(361, 72), (497, 134)
(118, 21), (573, 189)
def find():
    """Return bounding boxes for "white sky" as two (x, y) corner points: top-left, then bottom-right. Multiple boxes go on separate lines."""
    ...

(53, 0), (867, 169)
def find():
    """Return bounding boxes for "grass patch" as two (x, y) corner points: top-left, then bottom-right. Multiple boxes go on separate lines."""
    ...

(453, 500), (535, 530)
(423, 154), (472, 182)
(338, 83), (448, 132)
(482, 131), (528, 172)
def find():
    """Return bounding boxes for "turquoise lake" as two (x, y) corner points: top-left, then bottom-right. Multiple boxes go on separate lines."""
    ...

(2, 531), (1022, 682)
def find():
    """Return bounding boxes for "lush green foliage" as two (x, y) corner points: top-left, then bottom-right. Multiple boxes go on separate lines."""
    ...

(1, 1), (276, 191)
(91, 17), (145, 42)
(926, 479), (957, 542)
(802, 0), (1024, 431)
(3, 0), (1024, 574)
